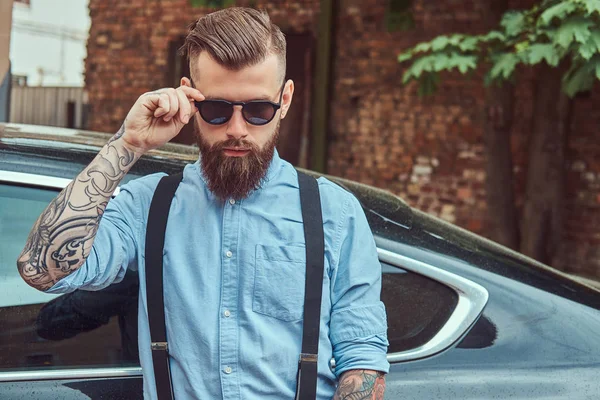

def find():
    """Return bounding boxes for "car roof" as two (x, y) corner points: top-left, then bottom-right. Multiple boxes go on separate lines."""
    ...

(0, 122), (415, 226)
(0, 123), (200, 161)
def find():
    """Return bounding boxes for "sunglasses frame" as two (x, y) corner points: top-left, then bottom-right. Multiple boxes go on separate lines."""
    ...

(193, 81), (286, 126)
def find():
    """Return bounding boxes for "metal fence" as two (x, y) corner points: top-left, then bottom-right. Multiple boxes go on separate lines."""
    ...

(9, 86), (88, 129)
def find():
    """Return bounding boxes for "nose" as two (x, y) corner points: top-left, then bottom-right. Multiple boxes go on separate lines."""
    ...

(226, 105), (248, 140)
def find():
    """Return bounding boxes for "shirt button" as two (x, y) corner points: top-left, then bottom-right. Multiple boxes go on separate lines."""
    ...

(226, 250), (233, 258)
(224, 366), (232, 374)
(229, 199), (235, 205)
(224, 310), (231, 317)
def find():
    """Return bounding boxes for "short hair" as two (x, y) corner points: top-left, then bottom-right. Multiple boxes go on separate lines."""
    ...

(180, 7), (286, 82)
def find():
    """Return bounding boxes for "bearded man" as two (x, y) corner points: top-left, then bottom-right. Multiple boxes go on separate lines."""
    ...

(17, 7), (389, 400)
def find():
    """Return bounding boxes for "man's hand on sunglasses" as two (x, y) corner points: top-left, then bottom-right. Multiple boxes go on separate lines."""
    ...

(119, 86), (205, 155)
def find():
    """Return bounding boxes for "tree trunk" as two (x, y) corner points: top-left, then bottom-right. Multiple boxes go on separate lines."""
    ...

(520, 63), (571, 264)
(483, 83), (519, 249)
(481, 0), (520, 249)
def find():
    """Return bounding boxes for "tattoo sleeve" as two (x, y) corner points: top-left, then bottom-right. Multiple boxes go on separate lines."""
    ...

(333, 370), (386, 400)
(17, 124), (141, 291)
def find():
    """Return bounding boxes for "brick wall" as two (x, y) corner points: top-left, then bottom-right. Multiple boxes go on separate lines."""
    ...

(327, 0), (600, 278)
(85, 0), (600, 277)
(86, 0), (319, 132)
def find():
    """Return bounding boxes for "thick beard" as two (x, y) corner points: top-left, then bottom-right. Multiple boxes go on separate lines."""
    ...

(196, 119), (280, 201)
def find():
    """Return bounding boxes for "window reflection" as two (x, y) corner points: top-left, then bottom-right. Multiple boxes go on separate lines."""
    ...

(36, 269), (139, 363)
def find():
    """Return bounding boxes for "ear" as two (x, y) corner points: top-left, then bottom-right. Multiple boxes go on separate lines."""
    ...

(280, 79), (294, 120)
(181, 77), (192, 87)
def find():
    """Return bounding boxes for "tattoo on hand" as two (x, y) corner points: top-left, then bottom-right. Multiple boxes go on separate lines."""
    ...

(106, 123), (125, 146)
(17, 129), (138, 291)
(333, 370), (386, 400)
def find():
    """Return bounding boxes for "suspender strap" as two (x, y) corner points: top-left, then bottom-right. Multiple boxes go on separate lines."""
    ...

(296, 171), (325, 400)
(145, 172), (184, 400)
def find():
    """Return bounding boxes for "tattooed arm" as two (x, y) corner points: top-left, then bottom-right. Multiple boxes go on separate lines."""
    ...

(333, 370), (386, 400)
(16, 127), (141, 291)
(17, 85), (205, 292)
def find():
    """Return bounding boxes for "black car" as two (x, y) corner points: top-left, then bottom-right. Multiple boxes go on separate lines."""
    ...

(1, 122), (600, 399)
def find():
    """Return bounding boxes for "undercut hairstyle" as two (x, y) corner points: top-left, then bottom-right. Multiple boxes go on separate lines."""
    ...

(180, 7), (287, 82)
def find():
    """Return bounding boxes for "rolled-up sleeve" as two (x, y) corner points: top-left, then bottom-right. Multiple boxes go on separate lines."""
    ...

(329, 195), (389, 377)
(46, 175), (158, 294)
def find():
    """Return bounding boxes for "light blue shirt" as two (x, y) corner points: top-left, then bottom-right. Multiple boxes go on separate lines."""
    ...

(48, 151), (389, 400)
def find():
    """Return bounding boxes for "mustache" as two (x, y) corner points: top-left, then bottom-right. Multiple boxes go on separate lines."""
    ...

(210, 138), (260, 153)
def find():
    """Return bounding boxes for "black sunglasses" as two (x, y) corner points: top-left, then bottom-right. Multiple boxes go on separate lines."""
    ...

(193, 82), (285, 126)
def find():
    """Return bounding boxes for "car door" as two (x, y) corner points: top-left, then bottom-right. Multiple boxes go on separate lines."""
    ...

(0, 171), (143, 400)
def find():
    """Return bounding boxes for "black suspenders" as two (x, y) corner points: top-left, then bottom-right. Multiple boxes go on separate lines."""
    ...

(145, 171), (324, 400)
(145, 172), (183, 400)
(295, 172), (325, 400)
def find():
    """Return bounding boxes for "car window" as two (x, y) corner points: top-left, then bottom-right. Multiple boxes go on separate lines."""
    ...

(0, 183), (139, 371)
(381, 261), (458, 353)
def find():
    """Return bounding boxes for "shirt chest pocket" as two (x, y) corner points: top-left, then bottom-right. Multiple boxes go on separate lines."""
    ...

(253, 245), (306, 322)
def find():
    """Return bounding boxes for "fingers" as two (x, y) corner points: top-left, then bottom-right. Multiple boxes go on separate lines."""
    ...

(181, 86), (202, 120)
(175, 88), (191, 124)
(174, 85), (203, 124)
(144, 86), (204, 123)
(163, 89), (179, 122)
(179, 85), (205, 102)
(152, 93), (170, 119)
(147, 89), (177, 122)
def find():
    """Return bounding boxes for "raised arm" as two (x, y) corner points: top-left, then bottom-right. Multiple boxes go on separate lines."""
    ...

(333, 370), (386, 400)
(17, 86), (204, 291)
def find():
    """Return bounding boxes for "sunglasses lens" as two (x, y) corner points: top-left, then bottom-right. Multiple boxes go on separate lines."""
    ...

(243, 102), (276, 125)
(199, 101), (233, 125)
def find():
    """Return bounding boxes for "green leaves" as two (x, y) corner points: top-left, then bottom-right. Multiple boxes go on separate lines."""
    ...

(398, 0), (600, 96)
(398, 32), (480, 88)
(459, 36), (481, 51)
(562, 56), (600, 96)
(579, 29), (600, 59)
(539, 2), (577, 25)
(502, 11), (527, 37)
(398, 51), (413, 63)
(455, 54), (478, 73)
(554, 16), (593, 47)
(489, 53), (520, 80)
(572, 0), (600, 16)
(481, 31), (506, 42)
(401, 52), (477, 84)
(403, 55), (434, 83)
(431, 36), (451, 51)
(414, 42), (432, 53)
(417, 35), (474, 52)
(527, 43), (561, 65)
